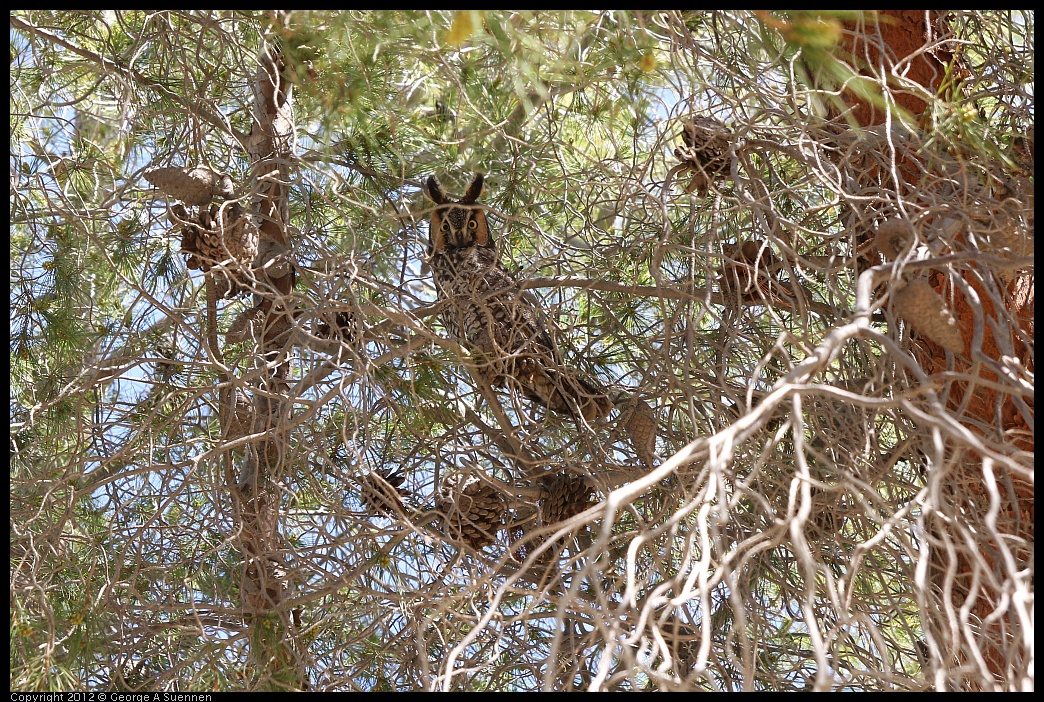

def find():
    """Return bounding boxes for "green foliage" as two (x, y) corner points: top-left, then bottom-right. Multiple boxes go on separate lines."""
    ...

(10, 9), (1033, 693)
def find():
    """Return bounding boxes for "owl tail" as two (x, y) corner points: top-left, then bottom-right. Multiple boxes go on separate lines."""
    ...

(519, 364), (612, 422)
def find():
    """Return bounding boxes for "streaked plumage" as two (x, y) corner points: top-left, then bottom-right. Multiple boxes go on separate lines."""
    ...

(425, 173), (610, 421)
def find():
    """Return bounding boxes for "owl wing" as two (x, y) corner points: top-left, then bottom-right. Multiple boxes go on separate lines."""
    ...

(439, 248), (610, 421)
(441, 248), (556, 359)
(476, 264), (611, 421)
(463, 261), (560, 376)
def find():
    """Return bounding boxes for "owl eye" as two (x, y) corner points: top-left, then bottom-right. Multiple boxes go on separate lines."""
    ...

(468, 219), (478, 230)
(441, 220), (450, 232)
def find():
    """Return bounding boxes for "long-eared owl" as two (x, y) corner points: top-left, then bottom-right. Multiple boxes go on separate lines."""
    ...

(425, 173), (612, 421)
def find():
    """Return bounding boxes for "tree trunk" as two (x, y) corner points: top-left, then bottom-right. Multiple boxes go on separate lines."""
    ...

(836, 10), (1033, 688)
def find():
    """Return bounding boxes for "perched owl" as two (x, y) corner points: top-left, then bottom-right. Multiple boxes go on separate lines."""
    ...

(425, 173), (612, 421)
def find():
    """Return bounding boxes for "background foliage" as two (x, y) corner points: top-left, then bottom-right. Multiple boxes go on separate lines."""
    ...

(10, 10), (1033, 691)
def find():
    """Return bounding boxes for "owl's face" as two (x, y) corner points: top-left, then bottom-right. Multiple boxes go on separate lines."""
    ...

(425, 173), (492, 255)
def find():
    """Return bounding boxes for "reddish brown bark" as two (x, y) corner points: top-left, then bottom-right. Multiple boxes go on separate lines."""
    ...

(839, 11), (960, 127)
(837, 11), (1033, 685)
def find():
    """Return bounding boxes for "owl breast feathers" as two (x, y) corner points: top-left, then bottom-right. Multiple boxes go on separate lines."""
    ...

(425, 173), (611, 421)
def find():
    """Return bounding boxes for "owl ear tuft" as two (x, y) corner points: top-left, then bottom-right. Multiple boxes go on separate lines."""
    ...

(462, 173), (485, 203)
(425, 176), (448, 205)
